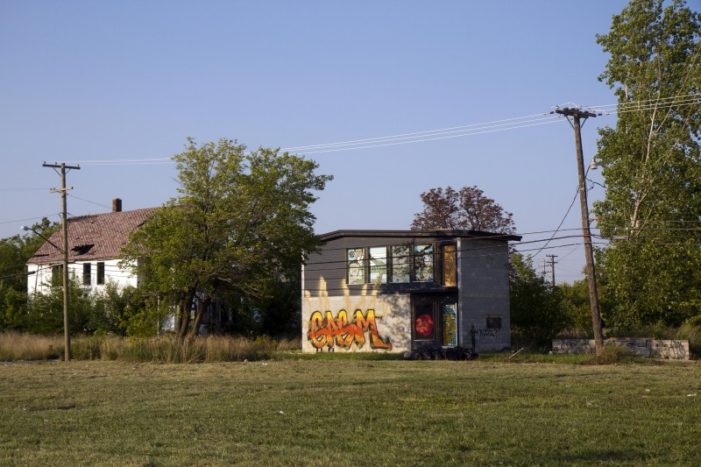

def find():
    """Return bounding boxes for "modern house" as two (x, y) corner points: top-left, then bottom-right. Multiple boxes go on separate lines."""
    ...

(302, 229), (521, 354)
(26, 199), (156, 295)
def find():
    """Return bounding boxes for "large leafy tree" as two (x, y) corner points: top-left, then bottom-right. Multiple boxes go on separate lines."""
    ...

(411, 185), (515, 233)
(594, 0), (701, 329)
(122, 138), (331, 342)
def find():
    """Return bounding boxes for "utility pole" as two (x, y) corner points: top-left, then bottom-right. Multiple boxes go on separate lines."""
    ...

(43, 162), (80, 362)
(553, 107), (604, 355)
(546, 254), (558, 286)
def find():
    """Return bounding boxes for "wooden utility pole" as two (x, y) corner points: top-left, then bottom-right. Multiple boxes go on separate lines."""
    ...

(43, 162), (80, 362)
(546, 254), (558, 286)
(553, 107), (604, 355)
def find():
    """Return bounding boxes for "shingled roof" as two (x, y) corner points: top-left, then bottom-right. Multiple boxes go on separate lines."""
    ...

(27, 207), (158, 265)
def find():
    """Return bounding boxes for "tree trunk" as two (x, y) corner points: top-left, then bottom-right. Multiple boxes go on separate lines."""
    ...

(176, 292), (195, 344)
(187, 297), (211, 342)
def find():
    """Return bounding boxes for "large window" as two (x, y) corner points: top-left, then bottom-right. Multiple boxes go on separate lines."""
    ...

(391, 245), (411, 283)
(442, 244), (457, 287)
(346, 242), (447, 285)
(369, 247), (387, 284)
(414, 244), (434, 282)
(347, 249), (366, 285)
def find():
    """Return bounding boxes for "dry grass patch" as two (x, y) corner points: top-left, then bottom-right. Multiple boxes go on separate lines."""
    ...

(0, 332), (63, 361)
(0, 333), (300, 363)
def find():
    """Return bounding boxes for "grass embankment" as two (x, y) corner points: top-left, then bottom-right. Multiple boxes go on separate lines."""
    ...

(0, 360), (698, 465)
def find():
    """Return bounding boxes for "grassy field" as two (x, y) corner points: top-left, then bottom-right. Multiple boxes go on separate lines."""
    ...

(0, 359), (699, 466)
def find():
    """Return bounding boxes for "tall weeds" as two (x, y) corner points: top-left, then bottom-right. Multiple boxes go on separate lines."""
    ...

(0, 333), (300, 363)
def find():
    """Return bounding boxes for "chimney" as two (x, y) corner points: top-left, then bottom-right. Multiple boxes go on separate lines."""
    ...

(112, 198), (122, 212)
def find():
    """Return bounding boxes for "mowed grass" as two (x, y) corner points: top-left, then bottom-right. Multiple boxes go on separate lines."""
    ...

(0, 360), (699, 466)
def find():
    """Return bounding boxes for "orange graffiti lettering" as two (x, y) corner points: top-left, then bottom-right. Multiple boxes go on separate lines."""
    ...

(307, 309), (392, 351)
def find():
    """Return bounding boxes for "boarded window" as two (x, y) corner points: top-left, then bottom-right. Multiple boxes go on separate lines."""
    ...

(97, 262), (105, 285)
(369, 247), (387, 284)
(486, 317), (502, 329)
(442, 244), (457, 287)
(82, 263), (91, 286)
(414, 244), (434, 282)
(347, 249), (366, 285)
(391, 245), (410, 283)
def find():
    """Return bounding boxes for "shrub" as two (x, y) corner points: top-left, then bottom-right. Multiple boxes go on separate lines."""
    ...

(677, 316), (701, 358)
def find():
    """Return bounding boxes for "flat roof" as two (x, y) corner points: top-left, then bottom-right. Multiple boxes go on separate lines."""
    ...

(318, 229), (521, 242)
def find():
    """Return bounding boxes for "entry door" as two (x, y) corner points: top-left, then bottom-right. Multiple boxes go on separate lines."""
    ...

(412, 294), (458, 347)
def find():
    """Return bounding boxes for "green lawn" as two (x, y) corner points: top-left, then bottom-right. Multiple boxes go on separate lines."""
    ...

(0, 359), (699, 465)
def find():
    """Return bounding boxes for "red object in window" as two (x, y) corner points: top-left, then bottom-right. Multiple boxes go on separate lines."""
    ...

(415, 314), (434, 337)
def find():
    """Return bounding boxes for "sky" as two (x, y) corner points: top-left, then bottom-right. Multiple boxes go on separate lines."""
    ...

(0, 0), (650, 283)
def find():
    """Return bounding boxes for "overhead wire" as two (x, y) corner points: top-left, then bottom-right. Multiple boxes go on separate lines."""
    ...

(65, 94), (699, 165)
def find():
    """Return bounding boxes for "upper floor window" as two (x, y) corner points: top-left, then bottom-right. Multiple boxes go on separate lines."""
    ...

(391, 245), (410, 283)
(442, 244), (457, 287)
(347, 249), (366, 285)
(414, 244), (434, 282)
(346, 242), (452, 285)
(369, 247), (387, 284)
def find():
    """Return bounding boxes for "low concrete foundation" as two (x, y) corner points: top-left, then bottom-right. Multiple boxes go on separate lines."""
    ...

(552, 338), (690, 360)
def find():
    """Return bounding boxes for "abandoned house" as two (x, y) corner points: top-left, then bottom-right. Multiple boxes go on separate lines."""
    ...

(302, 229), (521, 353)
(26, 199), (156, 296)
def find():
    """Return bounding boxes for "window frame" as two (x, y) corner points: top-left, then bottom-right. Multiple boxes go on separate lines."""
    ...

(82, 263), (91, 287)
(96, 262), (105, 285)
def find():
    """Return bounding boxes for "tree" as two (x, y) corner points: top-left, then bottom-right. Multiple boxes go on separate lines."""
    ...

(510, 253), (571, 347)
(593, 0), (701, 329)
(0, 218), (57, 330)
(121, 138), (332, 342)
(411, 185), (515, 233)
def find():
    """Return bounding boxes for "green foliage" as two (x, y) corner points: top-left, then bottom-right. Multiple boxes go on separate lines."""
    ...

(677, 315), (701, 357)
(510, 253), (571, 347)
(25, 280), (96, 335)
(558, 279), (592, 335)
(594, 0), (701, 329)
(0, 218), (57, 330)
(122, 138), (331, 340)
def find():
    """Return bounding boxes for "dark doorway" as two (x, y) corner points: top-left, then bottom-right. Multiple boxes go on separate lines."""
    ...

(411, 293), (458, 348)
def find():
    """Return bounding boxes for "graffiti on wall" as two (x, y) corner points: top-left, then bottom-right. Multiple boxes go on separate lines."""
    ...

(307, 309), (393, 351)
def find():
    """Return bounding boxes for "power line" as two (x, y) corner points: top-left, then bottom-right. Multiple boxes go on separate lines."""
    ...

(64, 94), (699, 165)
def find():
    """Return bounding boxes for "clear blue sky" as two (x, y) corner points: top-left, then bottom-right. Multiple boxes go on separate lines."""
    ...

(1, 0), (638, 282)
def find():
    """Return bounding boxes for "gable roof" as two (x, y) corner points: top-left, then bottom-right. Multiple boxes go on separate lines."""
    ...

(27, 207), (158, 265)
(318, 229), (522, 242)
